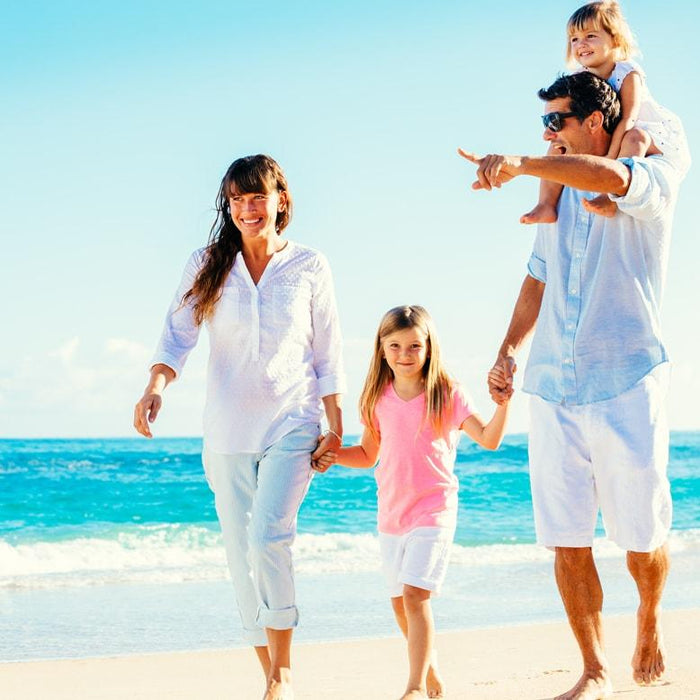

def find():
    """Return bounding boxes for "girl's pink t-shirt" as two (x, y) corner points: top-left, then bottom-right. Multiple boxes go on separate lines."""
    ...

(371, 383), (475, 535)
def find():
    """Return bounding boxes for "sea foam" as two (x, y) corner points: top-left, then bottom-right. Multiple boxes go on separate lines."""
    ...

(2, 526), (698, 590)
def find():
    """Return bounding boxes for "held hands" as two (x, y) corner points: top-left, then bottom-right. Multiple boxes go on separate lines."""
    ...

(311, 431), (341, 473)
(133, 392), (163, 438)
(458, 149), (523, 191)
(488, 355), (517, 405)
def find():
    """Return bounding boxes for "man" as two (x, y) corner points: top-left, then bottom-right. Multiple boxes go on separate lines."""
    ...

(460, 71), (688, 700)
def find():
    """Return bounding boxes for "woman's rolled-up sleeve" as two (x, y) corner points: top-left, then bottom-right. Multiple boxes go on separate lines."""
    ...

(310, 253), (346, 397)
(150, 249), (204, 378)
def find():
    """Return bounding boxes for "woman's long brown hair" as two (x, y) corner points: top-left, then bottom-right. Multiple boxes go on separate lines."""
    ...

(182, 154), (292, 325)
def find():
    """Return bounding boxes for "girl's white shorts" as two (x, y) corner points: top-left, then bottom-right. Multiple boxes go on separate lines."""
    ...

(528, 364), (672, 552)
(378, 526), (455, 597)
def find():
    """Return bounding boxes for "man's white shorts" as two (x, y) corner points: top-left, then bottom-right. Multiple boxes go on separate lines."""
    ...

(529, 364), (672, 552)
(378, 526), (454, 597)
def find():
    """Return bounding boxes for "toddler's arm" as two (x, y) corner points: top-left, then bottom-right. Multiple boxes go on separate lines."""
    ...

(607, 71), (643, 159)
(312, 426), (380, 473)
(460, 400), (510, 451)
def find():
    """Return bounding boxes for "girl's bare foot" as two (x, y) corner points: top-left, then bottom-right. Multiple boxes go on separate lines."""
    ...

(582, 195), (618, 217)
(520, 202), (558, 225)
(426, 650), (444, 698)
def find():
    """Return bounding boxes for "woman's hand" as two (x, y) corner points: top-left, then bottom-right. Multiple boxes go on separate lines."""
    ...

(133, 392), (163, 438)
(133, 364), (175, 438)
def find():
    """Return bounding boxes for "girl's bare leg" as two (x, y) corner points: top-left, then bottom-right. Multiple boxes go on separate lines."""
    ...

(391, 596), (444, 697)
(391, 585), (438, 699)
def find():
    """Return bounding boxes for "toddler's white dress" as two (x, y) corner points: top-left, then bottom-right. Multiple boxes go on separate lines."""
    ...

(608, 60), (690, 175)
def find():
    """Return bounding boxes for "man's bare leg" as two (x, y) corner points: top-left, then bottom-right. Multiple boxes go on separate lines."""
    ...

(391, 595), (444, 698)
(554, 547), (612, 700)
(264, 628), (293, 700)
(627, 544), (670, 685)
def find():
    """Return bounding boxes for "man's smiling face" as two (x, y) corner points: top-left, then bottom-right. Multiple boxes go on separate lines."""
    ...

(542, 97), (593, 156)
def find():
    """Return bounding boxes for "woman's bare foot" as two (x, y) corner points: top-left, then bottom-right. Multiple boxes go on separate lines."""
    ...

(400, 690), (427, 699)
(520, 202), (558, 225)
(632, 606), (666, 685)
(263, 678), (293, 700)
(582, 195), (618, 217)
(554, 671), (613, 699)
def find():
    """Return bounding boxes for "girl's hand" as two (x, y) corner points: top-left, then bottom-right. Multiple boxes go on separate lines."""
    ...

(311, 431), (341, 460)
(488, 356), (516, 405)
(312, 450), (338, 473)
(133, 392), (163, 438)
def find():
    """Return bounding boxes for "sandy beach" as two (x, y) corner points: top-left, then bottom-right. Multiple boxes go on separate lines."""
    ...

(1, 608), (697, 699)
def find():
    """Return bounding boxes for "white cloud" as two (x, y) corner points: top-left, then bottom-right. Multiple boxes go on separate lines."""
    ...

(48, 336), (80, 364)
(104, 338), (151, 362)
(0, 336), (206, 438)
(2, 336), (696, 439)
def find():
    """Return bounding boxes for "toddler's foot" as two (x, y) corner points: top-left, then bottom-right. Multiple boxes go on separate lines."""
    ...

(520, 203), (558, 225)
(400, 690), (428, 699)
(582, 195), (618, 217)
(427, 651), (445, 698)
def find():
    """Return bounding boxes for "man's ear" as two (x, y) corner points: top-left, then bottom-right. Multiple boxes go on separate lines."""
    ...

(587, 110), (605, 132)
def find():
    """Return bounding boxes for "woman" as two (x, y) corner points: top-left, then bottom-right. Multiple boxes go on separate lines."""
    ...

(134, 154), (344, 700)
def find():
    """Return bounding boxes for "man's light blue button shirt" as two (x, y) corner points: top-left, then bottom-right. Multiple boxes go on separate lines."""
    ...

(523, 156), (683, 405)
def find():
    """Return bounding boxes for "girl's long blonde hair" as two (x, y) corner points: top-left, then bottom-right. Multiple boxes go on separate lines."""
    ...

(566, 1), (638, 67)
(360, 306), (454, 441)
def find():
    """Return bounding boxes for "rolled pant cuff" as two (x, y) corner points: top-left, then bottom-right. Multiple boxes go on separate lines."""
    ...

(243, 627), (268, 647)
(256, 604), (299, 630)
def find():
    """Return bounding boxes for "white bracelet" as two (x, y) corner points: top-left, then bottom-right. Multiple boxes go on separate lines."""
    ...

(325, 429), (342, 442)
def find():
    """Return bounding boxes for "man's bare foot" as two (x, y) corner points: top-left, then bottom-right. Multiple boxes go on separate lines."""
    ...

(426, 651), (445, 698)
(400, 690), (427, 700)
(633, 606), (666, 685)
(554, 671), (613, 700)
(520, 202), (558, 225)
(263, 678), (293, 700)
(582, 195), (618, 217)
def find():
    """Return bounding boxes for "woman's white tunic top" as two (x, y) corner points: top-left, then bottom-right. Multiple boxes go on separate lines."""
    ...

(152, 241), (346, 453)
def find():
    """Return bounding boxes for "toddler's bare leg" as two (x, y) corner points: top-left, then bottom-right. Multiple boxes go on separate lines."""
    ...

(584, 128), (654, 217)
(521, 144), (563, 224)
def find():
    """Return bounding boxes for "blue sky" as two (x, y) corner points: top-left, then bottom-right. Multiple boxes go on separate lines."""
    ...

(2, 0), (698, 437)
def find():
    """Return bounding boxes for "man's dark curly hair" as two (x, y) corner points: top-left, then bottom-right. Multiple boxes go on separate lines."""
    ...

(538, 72), (621, 134)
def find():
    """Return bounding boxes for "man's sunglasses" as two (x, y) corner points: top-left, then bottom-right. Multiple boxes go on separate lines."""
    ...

(542, 111), (579, 132)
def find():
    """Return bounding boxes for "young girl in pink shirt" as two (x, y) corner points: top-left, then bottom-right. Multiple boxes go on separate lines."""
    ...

(313, 305), (510, 700)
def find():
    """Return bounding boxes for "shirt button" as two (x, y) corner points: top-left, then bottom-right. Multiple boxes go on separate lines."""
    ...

(570, 288), (577, 295)
(567, 323), (574, 330)
(564, 358), (573, 365)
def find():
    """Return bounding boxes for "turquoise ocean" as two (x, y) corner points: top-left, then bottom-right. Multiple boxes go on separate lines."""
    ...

(1, 433), (699, 661)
